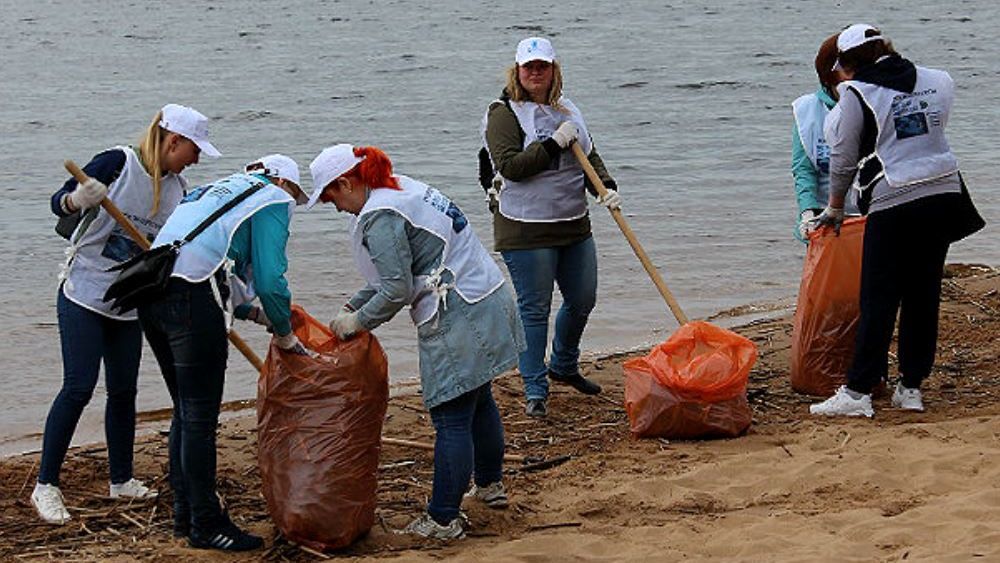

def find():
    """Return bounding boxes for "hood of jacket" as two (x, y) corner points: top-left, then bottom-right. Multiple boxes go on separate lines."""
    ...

(853, 54), (918, 93)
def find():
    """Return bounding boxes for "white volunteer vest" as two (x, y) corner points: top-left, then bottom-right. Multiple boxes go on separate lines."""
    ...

(61, 146), (186, 320)
(154, 173), (294, 283)
(792, 93), (832, 199)
(481, 96), (593, 222)
(351, 175), (505, 326)
(840, 67), (958, 188)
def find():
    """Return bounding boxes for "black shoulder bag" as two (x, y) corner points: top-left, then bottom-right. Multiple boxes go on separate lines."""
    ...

(102, 180), (266, 314)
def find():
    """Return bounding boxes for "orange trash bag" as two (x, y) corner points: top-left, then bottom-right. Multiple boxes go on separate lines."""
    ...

(623, 321), (757, 439)
(790, 218), (865, 396)
(258, 305), (389, 551)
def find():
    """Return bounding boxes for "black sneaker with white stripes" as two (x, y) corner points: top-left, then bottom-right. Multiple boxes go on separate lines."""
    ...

(188, 520), (263, 552)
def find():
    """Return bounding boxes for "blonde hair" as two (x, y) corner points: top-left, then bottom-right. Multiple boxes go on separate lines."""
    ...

(137, 111), (167, 217)
(505, 61), (566, 111)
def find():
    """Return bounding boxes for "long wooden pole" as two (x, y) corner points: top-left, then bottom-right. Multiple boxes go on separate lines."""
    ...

(571, 144), (689, 326)
(64, 160), (265, 373)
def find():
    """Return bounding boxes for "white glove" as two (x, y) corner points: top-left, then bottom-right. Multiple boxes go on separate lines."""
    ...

(798, 209), (818, 240)
(246, 306), (272, 329)
(273, 332), (308, 355)
(550, 122), (579, 149)
(810, 206), (845, 235)
(330, 310), (362, 340)
(68, 179), (109, 211)
(598, 190), (622, 211)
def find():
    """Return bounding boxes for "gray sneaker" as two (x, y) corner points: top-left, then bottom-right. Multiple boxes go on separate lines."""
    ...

(891, 383), (925, 412)
(401, 512), (465, 540)
(525, 398), (547, 418)
(465, 481), (508, 508)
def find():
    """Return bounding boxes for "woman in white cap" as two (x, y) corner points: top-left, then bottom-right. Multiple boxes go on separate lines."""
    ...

(137, 154), (310, 552)
(479, 36), (620, 418)
(34, 103), (217, 525)
(790, 32), (858, 243)
(809, 24), (984, 417)
(309, 144), (523, 540)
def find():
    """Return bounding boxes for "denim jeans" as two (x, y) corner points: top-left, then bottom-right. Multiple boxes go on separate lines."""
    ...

(427, 382), (504, 524)
(138, 278), (228, 534)
(847, 195), (952, 393)
(501, 236), (598, 400)
(38, 290), (143, 487)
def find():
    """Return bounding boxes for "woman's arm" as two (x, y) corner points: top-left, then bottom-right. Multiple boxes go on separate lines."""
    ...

(246, 204), (294, 336)
(51, 149), (126, 216)
(791, 124), (824, 213)
(485, 102), (561, 181)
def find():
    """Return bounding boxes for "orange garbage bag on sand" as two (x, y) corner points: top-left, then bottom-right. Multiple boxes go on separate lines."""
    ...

(258, 305), (388, 552)
(623, 321), (757, 439)
(790, 218), (865, 397)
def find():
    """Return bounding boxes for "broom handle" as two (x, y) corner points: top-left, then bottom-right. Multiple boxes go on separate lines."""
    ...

(570, 144), (689, 325)
(64, 160), (265, 373)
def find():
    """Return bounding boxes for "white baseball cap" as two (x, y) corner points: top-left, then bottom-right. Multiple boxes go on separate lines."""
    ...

(246, 154), (309, 205)
(516, 37), (556, 65)
(832, 24), (884, 70)
(307, 144), (365, 209)
(158, 103), (221, 158)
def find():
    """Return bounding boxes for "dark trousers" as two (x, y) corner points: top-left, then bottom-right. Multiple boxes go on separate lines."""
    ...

(427, 382), (505, 524)
(846, 195), (954, 394)
(138, 279), (228, 534)
(38, 290), (143, 486)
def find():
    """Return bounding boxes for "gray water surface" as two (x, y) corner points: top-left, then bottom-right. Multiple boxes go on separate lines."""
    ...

(1, 0), (997, 455)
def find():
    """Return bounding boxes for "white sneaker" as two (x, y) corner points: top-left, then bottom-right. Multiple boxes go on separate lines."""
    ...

(109, 478), (158, 499)
(31, 483), (71, 525)
(400, 512), (465, 540)
(809, 385), (875, 418)
(891, 383), (925, 412)
(464, 481), (509, 508)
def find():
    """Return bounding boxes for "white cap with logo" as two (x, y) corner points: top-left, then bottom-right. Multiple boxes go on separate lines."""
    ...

(158, 103), (221, 158)
(246, 154), (309, 205)
(307, 144), (365, 209)
(516, 37), (556, 65)
(832, 24), (884, 70)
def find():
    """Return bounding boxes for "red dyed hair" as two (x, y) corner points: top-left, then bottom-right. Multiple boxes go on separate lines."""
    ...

(342, 146), (401, 190)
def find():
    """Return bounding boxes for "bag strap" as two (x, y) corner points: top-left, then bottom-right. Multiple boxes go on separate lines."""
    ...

(179, 179), (268, 245)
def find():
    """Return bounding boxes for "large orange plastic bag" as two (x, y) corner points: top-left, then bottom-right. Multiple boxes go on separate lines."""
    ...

(790, 218), (865, 396)
(623, 321), (757, 439)
(624, 368), (753, 439)
(258, 305), (388, 551)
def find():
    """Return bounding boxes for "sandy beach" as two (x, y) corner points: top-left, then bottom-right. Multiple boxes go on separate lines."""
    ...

(1, 264), (998, 562)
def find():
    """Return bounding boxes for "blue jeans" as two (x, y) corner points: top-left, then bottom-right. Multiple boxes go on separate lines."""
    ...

(138, 279), (229, 534)
(501, 236), (598, 400)
(39, 290), (143, 487)
(427, 382), (504, 524)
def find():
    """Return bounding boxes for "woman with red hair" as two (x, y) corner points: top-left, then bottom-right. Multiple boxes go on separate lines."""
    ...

(308, 144), (524, 540)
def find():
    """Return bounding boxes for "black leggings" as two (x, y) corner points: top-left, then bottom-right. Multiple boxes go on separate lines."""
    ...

(846, 194), (956, 393)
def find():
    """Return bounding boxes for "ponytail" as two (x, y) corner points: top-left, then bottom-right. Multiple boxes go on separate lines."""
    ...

(344, 146), (401, 190)
(137, 110), (167, 217)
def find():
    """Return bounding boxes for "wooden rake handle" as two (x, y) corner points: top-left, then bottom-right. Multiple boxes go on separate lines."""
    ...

(570, 144), (689, 325)
(64, 160), (265, 373)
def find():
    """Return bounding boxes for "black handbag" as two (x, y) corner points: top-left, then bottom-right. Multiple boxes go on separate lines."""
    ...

(102, 180), (267, 313)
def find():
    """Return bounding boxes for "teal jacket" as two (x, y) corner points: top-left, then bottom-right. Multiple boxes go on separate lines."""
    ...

(228, 203), (294, 337)
(791, 87), (836, 242)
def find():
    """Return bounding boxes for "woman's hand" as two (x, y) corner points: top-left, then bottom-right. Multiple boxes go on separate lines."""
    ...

(551, 122), (579, 149)
(330, 309), (363, 340)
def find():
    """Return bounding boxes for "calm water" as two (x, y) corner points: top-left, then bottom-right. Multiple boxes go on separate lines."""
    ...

(1, 0), (997, 455)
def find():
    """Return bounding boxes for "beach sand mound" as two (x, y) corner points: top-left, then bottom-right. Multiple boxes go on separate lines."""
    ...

(1, 265), (998, 562)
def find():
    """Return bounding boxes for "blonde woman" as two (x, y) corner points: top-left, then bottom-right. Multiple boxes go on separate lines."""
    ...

(479, 37), (620, 417)
(34, 104), (218, 525)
